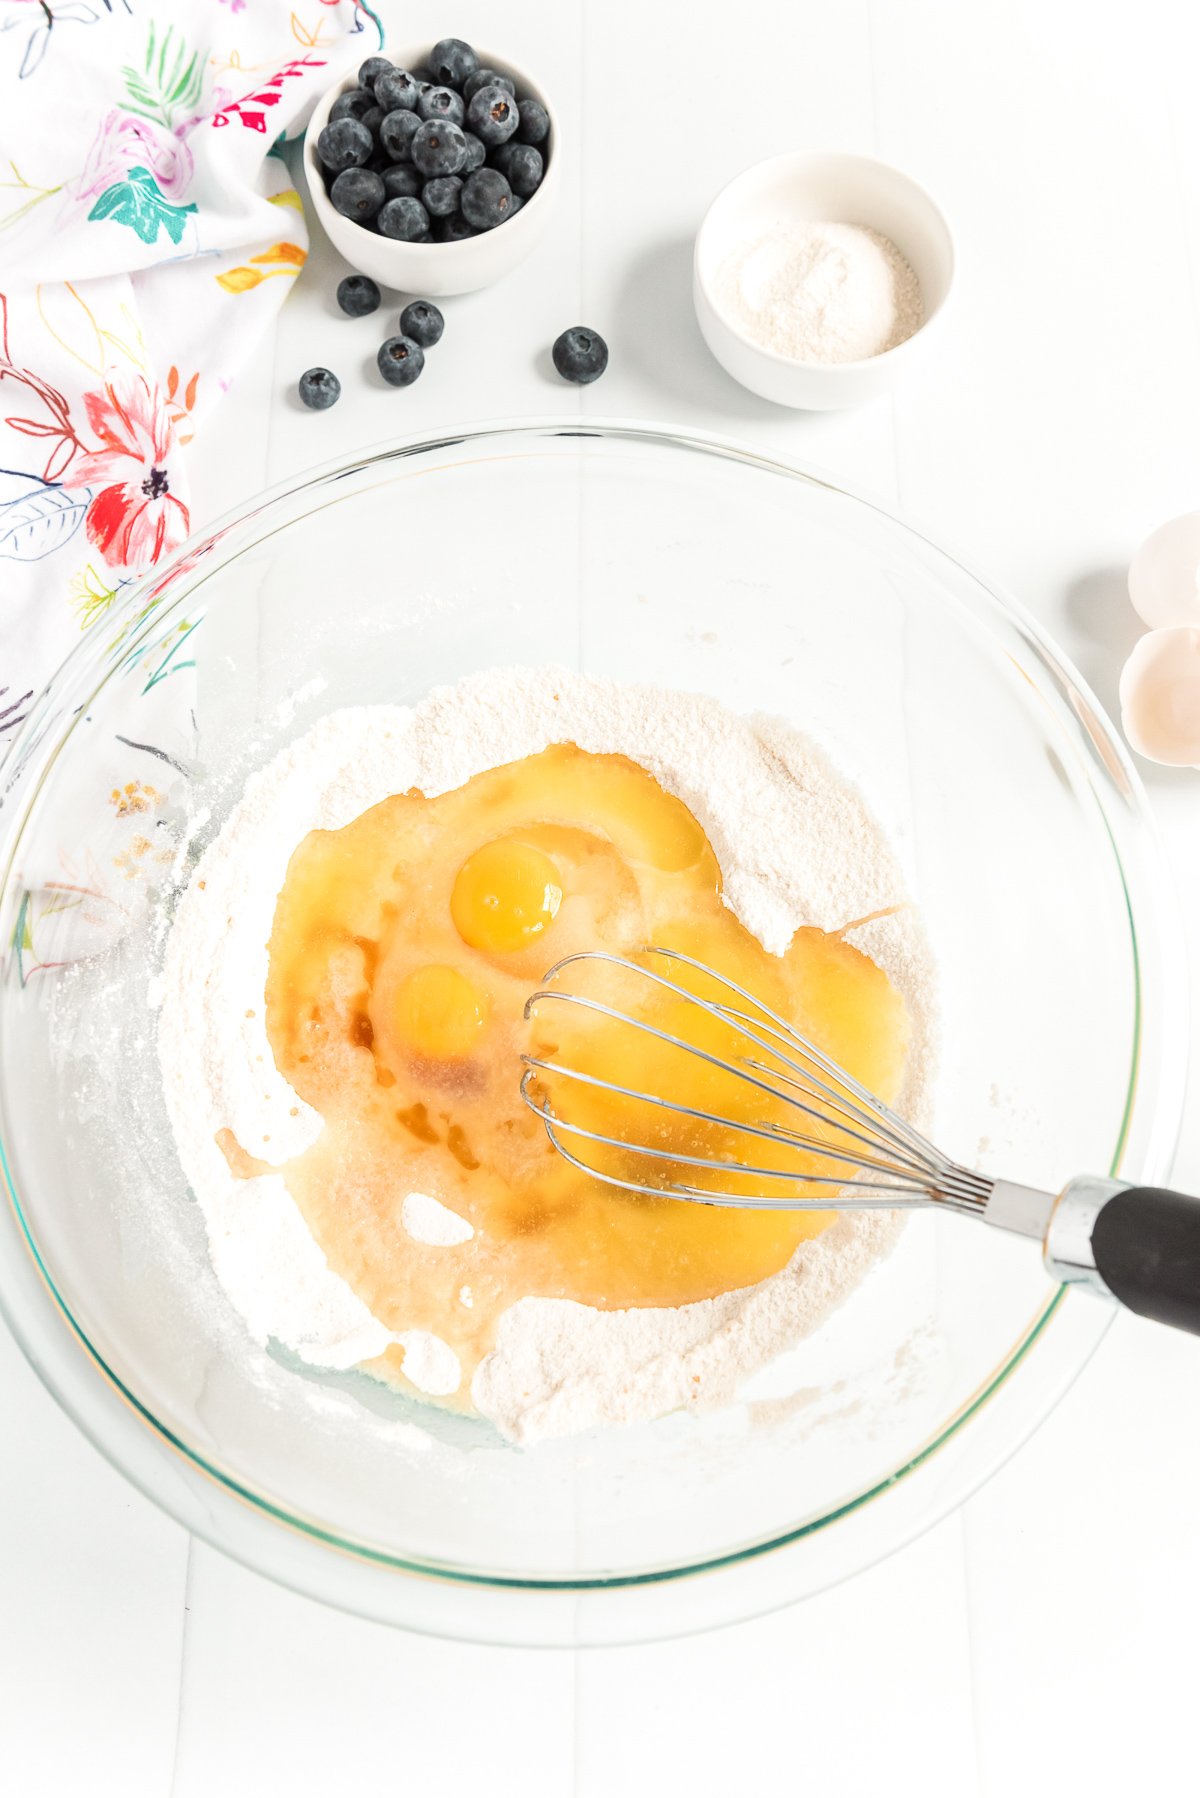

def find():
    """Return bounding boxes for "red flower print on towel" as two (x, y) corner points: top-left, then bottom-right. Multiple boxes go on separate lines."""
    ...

(64, 372), (189, 568)
(210, 54), (326, 132)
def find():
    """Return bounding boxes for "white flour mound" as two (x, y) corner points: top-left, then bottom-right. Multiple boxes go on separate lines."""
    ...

(716, 220), (924, 365)
(401, 1191), (474, 1247)
(157, 666), (936, 1443)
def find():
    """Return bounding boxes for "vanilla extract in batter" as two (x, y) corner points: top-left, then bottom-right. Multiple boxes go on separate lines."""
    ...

(159, 667), (937, 1441)
(223, 742), (911, 1408)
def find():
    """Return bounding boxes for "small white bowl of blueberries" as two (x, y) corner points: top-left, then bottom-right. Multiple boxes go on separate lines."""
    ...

(304, 36), (558, 298)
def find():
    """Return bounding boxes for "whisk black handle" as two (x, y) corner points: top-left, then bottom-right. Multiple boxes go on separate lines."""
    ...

(1044, 1177), (1200, 1335)
(1091, 1188), (1200, 1336)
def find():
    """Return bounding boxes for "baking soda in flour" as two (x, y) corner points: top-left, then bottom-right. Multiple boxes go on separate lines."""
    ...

(156, 666), (937, 1443)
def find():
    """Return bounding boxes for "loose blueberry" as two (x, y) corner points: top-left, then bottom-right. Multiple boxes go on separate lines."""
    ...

(317, 117), (372, 173)
(516, 99), (550, 146)
(358, 55), (392, 90)
(466, 83), (519, 146)
(336, 273), (381, 317)
(299, 367), (341, 410)
(380, 108), (422, 161)
(360, 105), (385, 139)
(463, 68), (515, 104)
(400, 300), (444, 348)
(382, 163), (422, 200)
(435, 212), (479, 241)
(330, 87), (375, 124)
(461, 131), (487, 173)
(377, 195), (431, 241)
(429, 37), (479, 88)
(375, 67), (420, 113)
(419, 84), (465, 125)
(422, 176), (463, 219)
(552, 327), (608, 385)
(461, 166), (514, 229)
(377, 335), (425, 387)
(411, 118), (467, 178)
(504, 143), (543, 197)
(330, 166), (386, 222)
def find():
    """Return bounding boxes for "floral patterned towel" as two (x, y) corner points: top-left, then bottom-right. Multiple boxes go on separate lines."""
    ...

(0, 0), (380, 751)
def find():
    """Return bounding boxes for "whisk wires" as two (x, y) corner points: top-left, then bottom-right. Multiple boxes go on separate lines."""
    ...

(521, 948), (990, 1215)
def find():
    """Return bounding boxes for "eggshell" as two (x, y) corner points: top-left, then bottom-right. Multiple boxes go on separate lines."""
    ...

(1128, 511), (1200, 629)
(1119, 627), (1200, 767)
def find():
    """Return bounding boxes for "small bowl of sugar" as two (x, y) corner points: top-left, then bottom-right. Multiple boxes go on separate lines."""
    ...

(694, 150), (955, 409)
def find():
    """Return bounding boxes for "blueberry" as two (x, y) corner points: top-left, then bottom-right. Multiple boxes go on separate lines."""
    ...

(330, 87), (375, 124)
(360, 104), (385, 139)
(429, 37), (479, 88)
(504, 143), (543, 197)
(330, 166), (386, 222)
(508, 193), (525, 215)
(488, 141), (518, 178)
(377, 195), (431, 241)
(422, 176), (463, 219)
(461, 166), (514, 229)
(377, 335), (425, 387)
(419, 84), (465, 125)
(375, 67), (420, 113)
(411, 118), (467, 178)
(317, 117), (372, 173)
(434, 213), (479, 241)
(466, 83), (519, 146)
(400, 300), (444, 347)
(382, 163), (422, 200)
(358, 55), (392, 90)
(461, 131), (486, 173)
(463, 67), (514, 104)
(552, 327), (608, 384)
(299, 367), (340, 409)
(380, 108), (421, 161)
(410, 66), (435, 86)
(516, 99), (550, 146)
(336, 273), (381, 317)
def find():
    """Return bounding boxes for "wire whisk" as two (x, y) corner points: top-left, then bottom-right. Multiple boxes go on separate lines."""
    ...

(520, 946), (1200, 1338)
(520, 946), (990, 1214)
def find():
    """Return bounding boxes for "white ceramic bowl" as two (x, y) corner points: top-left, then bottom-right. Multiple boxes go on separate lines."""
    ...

(303, 44), (559, 297)
(694, 151), (956, 409)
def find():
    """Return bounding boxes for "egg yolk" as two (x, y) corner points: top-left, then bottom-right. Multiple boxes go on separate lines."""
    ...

(451, 838), (563, 953)
(258, 742), (913, 1415)
(395, 964), (489, 1059)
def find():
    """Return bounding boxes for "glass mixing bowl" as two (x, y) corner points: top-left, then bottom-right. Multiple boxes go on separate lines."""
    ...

(0, 423), (1185, 1646)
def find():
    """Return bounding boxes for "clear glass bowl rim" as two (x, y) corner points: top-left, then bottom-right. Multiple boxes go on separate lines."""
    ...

(0, 417), (1185, 1602)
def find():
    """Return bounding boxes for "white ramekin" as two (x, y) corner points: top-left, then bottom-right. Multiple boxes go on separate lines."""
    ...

(694, 150), (956, 409)
(304, 44), (559, 298)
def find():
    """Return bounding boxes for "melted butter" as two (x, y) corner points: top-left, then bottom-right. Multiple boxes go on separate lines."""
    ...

(252, 744), (911, 1407)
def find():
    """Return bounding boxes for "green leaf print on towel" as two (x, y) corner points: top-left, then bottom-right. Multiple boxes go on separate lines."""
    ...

(87, 166), (197, 246)
(121, 24), (204, 131)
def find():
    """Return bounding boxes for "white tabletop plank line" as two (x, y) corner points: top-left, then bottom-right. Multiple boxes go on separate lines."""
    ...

(166, 1538), (196, 1798)
(0, 1327), (189, 1796)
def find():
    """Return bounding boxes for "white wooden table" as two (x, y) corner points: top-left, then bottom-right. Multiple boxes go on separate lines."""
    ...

(5, 2), (1200, 1792)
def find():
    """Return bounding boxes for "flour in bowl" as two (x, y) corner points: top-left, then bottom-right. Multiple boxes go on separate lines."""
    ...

(156, 666), (936, 1443)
